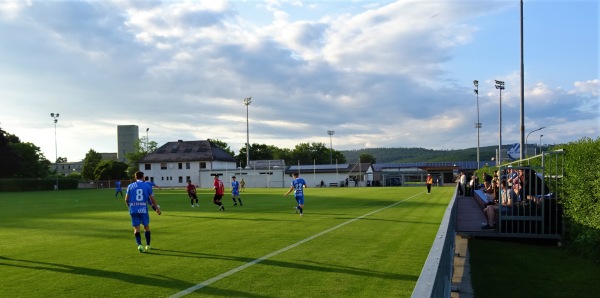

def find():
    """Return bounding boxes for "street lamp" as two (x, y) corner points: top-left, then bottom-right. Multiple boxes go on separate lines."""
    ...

(146, 128), (149, 152)
(50, 113), (59, 190)
(495, 80), (505, 166)
(327, 130), (335, 164)
(473, 80), (481, 169)
(539, 134), (544, 153)
(243, 97), (252, 168)
(525, 126), (545, 157)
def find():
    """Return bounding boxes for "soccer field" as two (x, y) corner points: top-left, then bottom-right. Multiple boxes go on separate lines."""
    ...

(0, 186), (453, 297)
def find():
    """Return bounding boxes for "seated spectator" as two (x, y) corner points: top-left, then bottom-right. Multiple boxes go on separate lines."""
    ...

(482, 179), (518, 230)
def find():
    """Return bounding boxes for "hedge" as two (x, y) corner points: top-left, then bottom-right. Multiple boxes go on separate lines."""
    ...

(0, 178), (79, 191)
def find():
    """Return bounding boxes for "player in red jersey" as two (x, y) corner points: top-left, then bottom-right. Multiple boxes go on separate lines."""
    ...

(212, 175), (225, 211)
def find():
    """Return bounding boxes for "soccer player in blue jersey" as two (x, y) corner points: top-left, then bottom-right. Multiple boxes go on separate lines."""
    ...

(284, 172), (307, 216)
(114, 179), (123, 198)
(125, 171), (161, 253)
(231, 176), (243, 206)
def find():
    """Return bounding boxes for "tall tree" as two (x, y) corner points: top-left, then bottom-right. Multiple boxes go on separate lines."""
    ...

(0, 126), (20, 178)
(82, 149), (103, 180)
(124, 138), (158, 176)
(289, 142), (346, 165)
(358, 153), (376, 164)
(94, 160), (128, 180)
(9, 142), (51, 178)
(236, 143), (283, 167)
(56, 157), (68, 163)
(209, 139), (235, 157)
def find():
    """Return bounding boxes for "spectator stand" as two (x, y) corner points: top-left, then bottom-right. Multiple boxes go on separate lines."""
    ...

(458, 150), (564, 240)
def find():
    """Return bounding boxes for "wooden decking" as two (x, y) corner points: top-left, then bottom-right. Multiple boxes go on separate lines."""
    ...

(455, 194), (497, 237)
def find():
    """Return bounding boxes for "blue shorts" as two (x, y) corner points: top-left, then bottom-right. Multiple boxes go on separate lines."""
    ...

(232, 190), (240, 196)
(295, 196), (305, 205)
(130, 212), (150, 227)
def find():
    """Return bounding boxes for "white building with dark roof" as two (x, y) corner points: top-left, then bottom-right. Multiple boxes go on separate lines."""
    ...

(137, 140), (237, 188)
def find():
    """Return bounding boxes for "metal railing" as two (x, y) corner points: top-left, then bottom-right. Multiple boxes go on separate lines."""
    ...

(411, 186), (458, 298)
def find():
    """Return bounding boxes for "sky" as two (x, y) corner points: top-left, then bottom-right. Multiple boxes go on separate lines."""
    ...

(0, 0), (598, 162)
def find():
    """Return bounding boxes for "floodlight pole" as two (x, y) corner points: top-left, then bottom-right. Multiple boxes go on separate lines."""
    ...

(519, 0), (526, 160)
(50, 112), (59, 190)
(146, 128), (149, 152)
(473, 80), (481, 169)
(495, 80), (505, 166)
(244, 97), (252, 169)
(327, 130), (335, 164)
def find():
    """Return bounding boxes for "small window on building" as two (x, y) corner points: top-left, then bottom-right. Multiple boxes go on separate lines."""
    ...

(186, 162), (191, 169)
(186, 176), (191, 183)
(161, 163), (167, 170)
(178, 163), (183, 169)
(145, 164), (151, 170)
(200, 162), (207, 169)
(178, 176), (183, 183)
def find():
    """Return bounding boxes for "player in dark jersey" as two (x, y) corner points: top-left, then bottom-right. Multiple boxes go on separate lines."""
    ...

(212, 175), (225, 211)
(187, 181), (199, 207)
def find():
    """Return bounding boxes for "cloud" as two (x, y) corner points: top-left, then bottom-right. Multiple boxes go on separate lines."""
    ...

(0, 0), (596, 161)
(571, 79), (599, 97)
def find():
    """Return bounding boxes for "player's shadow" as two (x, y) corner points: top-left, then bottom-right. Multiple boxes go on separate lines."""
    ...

(150, 249), (414, 281)
(0, 256), (191, 290)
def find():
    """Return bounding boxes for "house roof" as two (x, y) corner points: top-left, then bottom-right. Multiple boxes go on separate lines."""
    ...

(138, 140), (236, 163)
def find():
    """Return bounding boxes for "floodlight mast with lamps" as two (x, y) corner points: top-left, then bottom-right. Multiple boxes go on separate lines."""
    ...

(525, 126), (545, 157)
(243, 97), (252, 169)
(539, 134), (544, 153)
(495, 80), (505, 166)
(146, 128), (149, 152)
(327, 130), (335, 164)
(50, 113), (59, 190)
(473, 80), (481, 169)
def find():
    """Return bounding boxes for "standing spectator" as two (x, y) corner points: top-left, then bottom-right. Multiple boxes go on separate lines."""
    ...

(460, 172), (466, 196)
(187, 181), (199, 208)
(212, 175), (225, 211)
(231, 176), (243, 206)
(284, 172), (307, 216)
(456, 173), (463, 196)
(426, 174), (433, 194)
(240, 178), (246, 192)
(125, 171), (161, 252)
(115, 179), (123, 198)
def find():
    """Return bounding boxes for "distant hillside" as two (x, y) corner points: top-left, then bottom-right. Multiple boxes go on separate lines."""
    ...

(341, 145), (502, 164)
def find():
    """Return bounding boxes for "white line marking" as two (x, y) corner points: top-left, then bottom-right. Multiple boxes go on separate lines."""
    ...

(168, 193), (421, 298)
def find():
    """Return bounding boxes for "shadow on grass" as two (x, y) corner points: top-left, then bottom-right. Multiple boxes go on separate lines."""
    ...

(159, 213), (297, 222)
(149, 249), (415, 281)
(186, 285), (274, 298)
(0, 256), (192, 290)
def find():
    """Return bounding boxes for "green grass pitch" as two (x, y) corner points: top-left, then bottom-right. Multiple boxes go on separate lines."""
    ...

(0, 186), (453, 297)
